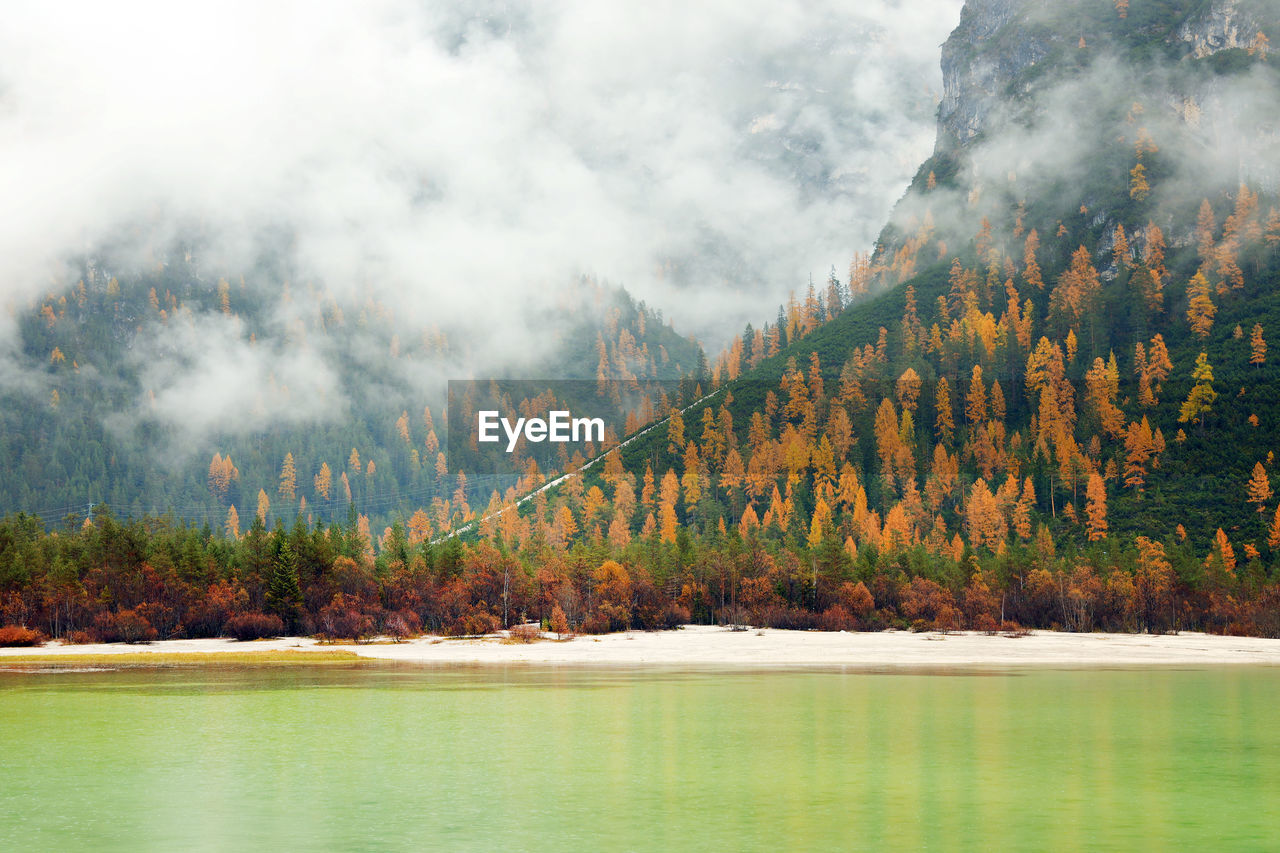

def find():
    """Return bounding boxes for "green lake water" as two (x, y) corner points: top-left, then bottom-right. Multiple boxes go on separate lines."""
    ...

(1, 663), (1278, 851)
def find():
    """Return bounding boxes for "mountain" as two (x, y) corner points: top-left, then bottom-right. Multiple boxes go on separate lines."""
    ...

(1, 257), (705, 532)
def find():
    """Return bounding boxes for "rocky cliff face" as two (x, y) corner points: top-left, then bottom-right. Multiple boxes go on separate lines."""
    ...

(935, 0), (1273, 154)
(1177, 0), (1269, 58)
(935, 0), (1047, 151)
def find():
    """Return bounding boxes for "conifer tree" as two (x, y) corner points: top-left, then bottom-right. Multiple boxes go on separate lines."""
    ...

(1085, 473), (1108, 541)
(1247, 463), (1272, 514)
(279, 453), (297, 501)
(266, 534), (303, 631)
(1178, 353), (1216, 432)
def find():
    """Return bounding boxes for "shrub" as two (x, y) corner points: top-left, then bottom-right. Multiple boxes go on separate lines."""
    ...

(974, 613), (1000, 634)
(580, 603), (630, 634)
(444, 609), (501, 637)
(317, 596), (376, 642)
(225, 612), (285, 641)
(819, 605), (857, 632)
(504, 624), (542, 643)
(382, 610), (419, 641)
(0, 625), (48, 647)
(756, 605), (821, 630)
(63, 629), (98, 645)
(460, 610), (501, 637)
(96, 609), (158, 644)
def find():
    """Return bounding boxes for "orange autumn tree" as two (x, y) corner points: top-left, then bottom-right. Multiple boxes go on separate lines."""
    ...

(1247, 463), (1272, 515)
(1185, 271), (1216, 339)
(279, 453), (297, 500)
(1085, 472), (1108, 541)
(314, 462), (332, 500)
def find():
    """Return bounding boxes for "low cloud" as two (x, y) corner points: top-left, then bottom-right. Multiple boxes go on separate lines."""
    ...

(0, 0), (964, 444)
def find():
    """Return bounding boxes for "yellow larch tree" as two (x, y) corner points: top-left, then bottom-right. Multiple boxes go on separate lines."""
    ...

(1085, 472), (1108, 541)
(1247, 462), (1272, 514)
(279, 453), (297, 500)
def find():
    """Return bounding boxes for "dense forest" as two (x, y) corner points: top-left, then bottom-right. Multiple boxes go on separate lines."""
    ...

(4, 268), (704, 532)
(3, 0), (1280, 643)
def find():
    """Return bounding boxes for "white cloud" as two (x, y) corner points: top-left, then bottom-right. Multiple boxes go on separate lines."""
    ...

(0, 0), (963, 439)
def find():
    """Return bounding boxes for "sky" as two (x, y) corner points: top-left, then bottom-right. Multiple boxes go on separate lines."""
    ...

(0, 0), (964, 356)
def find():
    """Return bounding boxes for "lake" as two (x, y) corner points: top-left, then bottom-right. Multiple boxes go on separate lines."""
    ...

(2, 663), (1277, 850)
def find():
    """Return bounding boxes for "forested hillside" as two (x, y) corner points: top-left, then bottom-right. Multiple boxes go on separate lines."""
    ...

(3, 259), (703, 533)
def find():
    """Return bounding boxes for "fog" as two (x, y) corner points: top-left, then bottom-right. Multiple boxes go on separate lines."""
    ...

(0, 0), (962, 367)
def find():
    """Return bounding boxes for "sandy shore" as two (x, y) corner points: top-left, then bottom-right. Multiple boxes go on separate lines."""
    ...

(3, 625), (1280, 666)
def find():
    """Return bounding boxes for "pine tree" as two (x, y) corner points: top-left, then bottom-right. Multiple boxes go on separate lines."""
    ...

(266, 534), (303, 631)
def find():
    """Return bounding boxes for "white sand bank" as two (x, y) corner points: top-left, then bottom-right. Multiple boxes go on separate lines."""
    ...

(3, 625), (1280, 667)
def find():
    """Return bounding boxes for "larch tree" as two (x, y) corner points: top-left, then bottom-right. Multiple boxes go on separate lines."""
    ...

(1023, 230), (1044, 289)
(315, 462), (332, 500)
(1250, 324), (1266, 367)
(1196, 199), (1217, 263)
(934, 378), (955, 445)
(966, 365), (987, 425)
(256, 489), (270, 524)
(1247, 462), (1272, 514)
(279, 453), (297, 501)
(1268, 505), (1280, 550)
(965, 478), (1006, 551)
(1085, 472), (1108, 541)
(1123, 417), (1159, 494)
(1129, 162), (1148, 201)
(1178, 352), (1216, 431)
(896, 368), (921, 413)
(1185, 271), (1216, 339)
(1013, 478), (1036, 539)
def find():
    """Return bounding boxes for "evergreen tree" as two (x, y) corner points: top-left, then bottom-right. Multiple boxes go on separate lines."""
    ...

(266, 532), (303, 632)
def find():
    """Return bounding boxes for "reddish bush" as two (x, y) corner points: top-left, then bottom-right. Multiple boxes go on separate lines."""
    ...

(819, 605), (857, 631)
(225, 612), (285, 641)
(184, 581), (250, 638)
(96, 609), (158, 644)
(63, 629), (98, 645)
(973, 613), (1000, 633)
(317, 594), (376, 641)
(382, 610), (419, 640)
(756, 605), (822, 630)
(580, 603), (630, 634)
(446, 609), (501, 637)
(837, 582), (876, 619)
(900, 577), (961, 631)
(505, 624), (542, 643)
(0, 625), (48, 647)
